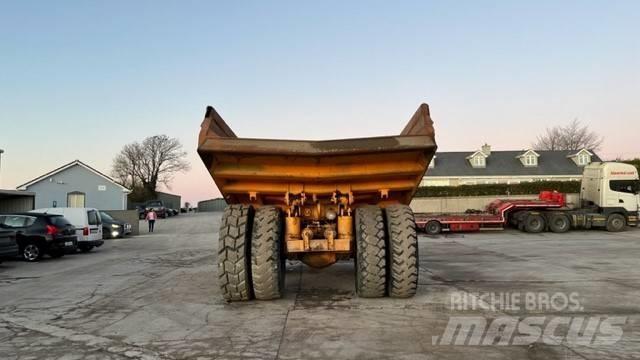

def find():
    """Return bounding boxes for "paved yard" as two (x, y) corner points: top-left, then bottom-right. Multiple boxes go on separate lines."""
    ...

(0, 212), (638, 359)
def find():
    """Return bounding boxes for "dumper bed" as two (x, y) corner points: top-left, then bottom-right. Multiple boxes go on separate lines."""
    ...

(198, 104), (437, 206)
(197, 104), (437, 301)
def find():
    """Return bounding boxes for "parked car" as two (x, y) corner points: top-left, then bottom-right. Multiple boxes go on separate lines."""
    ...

(171, 209), (179, 216)
(136, 205), (147, 220)
(0, 213), (77, 261)
(0, 229), (18, 263)
(32, 208), (104, 252)
(99, 211), (131, 239)
(145, 200), (167, 218)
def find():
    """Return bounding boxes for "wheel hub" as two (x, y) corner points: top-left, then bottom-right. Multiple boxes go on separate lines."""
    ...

(24, 245), (39, 261)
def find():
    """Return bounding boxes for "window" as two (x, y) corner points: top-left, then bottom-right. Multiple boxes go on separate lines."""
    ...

(577, 153), (590, 166)
(473, 156), (486, 168)
(87, 210), (100, 226)
(0, 215), (29, 228)
(524, 154), (537, 166)
(610, 180), (640, 194)
(51, 216), (73, 228)
(67, 192), (86, 208)
(99, 211), (114, 222)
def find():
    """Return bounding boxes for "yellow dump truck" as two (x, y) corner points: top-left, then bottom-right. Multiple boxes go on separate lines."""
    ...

(197, 104), (437, 301)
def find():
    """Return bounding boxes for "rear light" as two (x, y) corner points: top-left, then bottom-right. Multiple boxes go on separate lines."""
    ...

(46, 225), (59, 235)
(83, 227), (89, 236)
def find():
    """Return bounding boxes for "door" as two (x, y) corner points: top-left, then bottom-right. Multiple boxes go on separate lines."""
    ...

(608, 180), (640, 212)
(87, 210), (102, 240)
(67, 192), (86, 208)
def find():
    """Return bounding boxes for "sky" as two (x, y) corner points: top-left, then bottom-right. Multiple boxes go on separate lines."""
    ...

(0, 1), (638, 205)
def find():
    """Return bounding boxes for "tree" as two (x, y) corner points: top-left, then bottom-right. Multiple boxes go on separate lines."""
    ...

(533, 119), (603, 151)
(112, 143), (143, 190)
(112, 135), (190, 200)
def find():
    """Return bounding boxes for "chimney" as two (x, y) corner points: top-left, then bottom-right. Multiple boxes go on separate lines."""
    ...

(481, 143), (491, 156)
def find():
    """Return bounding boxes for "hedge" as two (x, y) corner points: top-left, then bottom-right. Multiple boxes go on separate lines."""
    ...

(414, 181), (581, 198)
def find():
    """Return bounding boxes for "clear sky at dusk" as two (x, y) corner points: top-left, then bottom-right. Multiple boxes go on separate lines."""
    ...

(1, 1), (638, 205)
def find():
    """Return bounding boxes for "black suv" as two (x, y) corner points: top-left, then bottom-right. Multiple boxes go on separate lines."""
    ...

(0, 213), (78, 262)
(99, 211), (131, 239)
(0, 229), (18, 263)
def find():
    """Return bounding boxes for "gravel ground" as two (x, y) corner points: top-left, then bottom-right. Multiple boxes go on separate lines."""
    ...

(0, 211), (638, 359)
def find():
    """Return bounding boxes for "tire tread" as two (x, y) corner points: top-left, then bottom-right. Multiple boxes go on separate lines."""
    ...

(218, 204), (254, 301)
(251, 206), (284, 300)
(385, 205), (419, 298)
(355, 206), (387, 298)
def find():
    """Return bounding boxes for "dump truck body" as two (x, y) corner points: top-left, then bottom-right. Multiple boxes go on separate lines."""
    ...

(198, 104), (436, 301)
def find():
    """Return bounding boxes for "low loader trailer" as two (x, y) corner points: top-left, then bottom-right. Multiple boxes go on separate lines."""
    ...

(416, 162), (640, 235)
(198, 104), (437, 301)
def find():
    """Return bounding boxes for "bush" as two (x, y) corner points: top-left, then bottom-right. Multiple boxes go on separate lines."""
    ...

(414, 181), (581, 198)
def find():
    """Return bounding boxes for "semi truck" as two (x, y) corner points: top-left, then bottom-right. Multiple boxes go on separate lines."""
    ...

(416, 162), (639, 234)
(198, 104), (437, 301)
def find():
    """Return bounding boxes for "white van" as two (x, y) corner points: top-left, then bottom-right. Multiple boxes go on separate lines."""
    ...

(32, 208), (104, 252)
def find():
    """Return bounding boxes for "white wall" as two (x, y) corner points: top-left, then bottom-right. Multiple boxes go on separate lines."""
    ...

(410, 193), (580, 213)
(422, 175), (582, 187)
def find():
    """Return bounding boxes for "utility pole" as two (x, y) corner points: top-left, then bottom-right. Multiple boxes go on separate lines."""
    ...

(0, 149), (4, 188)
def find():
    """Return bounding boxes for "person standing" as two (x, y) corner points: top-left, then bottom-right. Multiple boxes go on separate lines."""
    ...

(146, 209), (157, 233)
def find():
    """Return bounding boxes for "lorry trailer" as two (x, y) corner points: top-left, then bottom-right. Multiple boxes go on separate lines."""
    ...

(198, 104), (437, 301)
(416, 162), (640, 234)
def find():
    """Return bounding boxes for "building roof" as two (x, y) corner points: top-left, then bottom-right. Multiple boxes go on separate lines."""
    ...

(0, 189), (35, 200)
(17, 160), (131, 192)
(426, 150), (601, 177)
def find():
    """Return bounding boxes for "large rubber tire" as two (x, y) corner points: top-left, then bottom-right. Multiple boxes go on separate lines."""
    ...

(251, 206), (285, 300)
(606, 214), (626, 232)
(524, 213), (545, 233)
(384, 205), (419, 298)
(218, 204), (254, 302)
(509, 211), (525, 227)
(424, 220), (442, 235)
(548, 213), (571, 233)
(355, 206), (387, 298)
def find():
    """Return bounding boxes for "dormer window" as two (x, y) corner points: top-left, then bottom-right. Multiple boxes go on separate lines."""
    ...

(578, 153), (590, 165)
(466, 150), (487, 168)
(525, 154), (537, 166)
(568, 149), (593, 166)
(517, 149), (539, 167)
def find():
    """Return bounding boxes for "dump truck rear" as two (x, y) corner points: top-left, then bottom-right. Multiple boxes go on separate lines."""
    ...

(198, 104), (437, 301)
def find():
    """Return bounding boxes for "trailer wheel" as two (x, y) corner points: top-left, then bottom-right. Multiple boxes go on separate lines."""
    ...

(384, 205), (418, 298)
(424, 220), (442, 235)
(355, 206), (387, 298)
(524, 213), (545, 233)
(549, 214), (570, 233)
(509, 211), (525, 227)
(218, 204), (254, 302)
(251, 206), (285, 300)
(606, 214), (626, 232)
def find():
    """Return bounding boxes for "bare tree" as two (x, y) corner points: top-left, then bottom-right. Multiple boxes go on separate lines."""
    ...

(112, 143), (143, 190)
(112, 135), (190, 198)
(533, 119), (603, 151)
